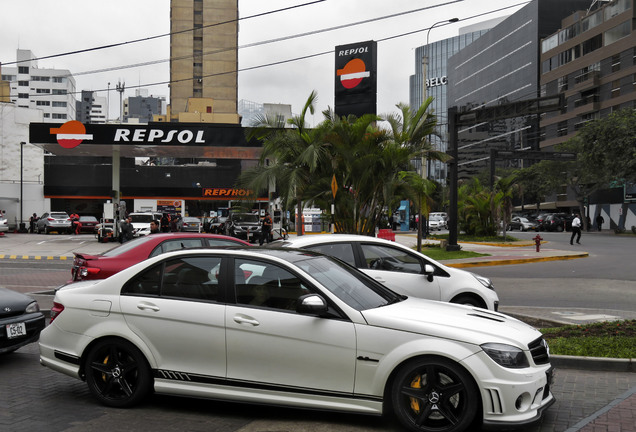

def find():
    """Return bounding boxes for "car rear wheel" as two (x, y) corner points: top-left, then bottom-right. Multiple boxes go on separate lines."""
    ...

(391, 357), (479, 432)
(85, 338), (152, 408)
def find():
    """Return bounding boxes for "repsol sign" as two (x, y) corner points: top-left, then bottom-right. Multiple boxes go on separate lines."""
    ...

(113, 128), (205, 144)
(426, 76), (448, 88)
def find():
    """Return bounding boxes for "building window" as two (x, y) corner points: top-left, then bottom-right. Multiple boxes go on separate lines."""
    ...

(605, 21), (631, 46)
(52, 113), (67, 119)
(557, 121), (568, 137)
(43, 113), (50, 118)
(611, 80), (620, 98)
(18, 93), (29, 99)
(52, 101), (67, 107)
(52, 89), (67, 95)
(611, 54), (621, 72)
(558, 76), (568, 92)
(32, 76), (50, 82)
(36, 100), (51, 106)
(582, 34), (602, 55)
(52, 77), (65, 83)
(581, 9), (603, 32)
(605, 0), (630, 20)
(36, 88), (51, 94)
(18, 66), (29, 74)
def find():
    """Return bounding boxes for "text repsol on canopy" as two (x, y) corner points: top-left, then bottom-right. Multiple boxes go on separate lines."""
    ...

(114, 128), (205, 144)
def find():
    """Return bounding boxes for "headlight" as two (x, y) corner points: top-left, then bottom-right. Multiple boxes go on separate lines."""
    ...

(470, 272), (494, 290)
(481, 343), (529, 368)
(25, 301), (40, 313)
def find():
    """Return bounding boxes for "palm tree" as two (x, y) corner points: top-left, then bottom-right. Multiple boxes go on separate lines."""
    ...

(493, 174), (518, 236)
(243, 91), (327, 235)
(384, 98), (449, 245)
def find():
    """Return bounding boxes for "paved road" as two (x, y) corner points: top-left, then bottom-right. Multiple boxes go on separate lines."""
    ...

(1, 231), (635, 431)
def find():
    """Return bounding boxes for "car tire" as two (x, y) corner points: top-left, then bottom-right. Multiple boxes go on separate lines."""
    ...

(85, 338), (152, 408)
(391, 356), (479, 432)
(556, 225), (564, 232)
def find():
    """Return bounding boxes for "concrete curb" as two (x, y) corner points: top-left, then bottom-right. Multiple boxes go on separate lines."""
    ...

(447, 252), (589, 268)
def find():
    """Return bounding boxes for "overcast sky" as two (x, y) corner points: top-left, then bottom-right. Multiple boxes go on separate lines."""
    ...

(0, 0), (527, 125)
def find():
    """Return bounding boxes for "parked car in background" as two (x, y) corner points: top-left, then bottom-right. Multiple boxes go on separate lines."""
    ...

(225, 212), (262, 242)
(178, 217), (202, 232)
(205, 216), (224, 234)
(71, 233), (250, 282)
(428, 214), (447, 230)
(429, 212), (448, 223)
(76, 216), (99, 234)
(35, 212), (72, 234)
(41, 248), (554, 431)
(508, 216), (539, 231)
(539, 213), (573, 232)
(0, 288), (46, 354)
(272, 234), (499, 310)
(0, 214), (8, 233)
(128, 212), (162, 236)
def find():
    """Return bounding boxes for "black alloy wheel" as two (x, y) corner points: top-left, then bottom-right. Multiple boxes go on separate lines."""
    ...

(85, 338), (152, 408)
(391, 357), (478, 432)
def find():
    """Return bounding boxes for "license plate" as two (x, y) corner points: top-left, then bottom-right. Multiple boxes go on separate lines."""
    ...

(6, 322), (27, 339)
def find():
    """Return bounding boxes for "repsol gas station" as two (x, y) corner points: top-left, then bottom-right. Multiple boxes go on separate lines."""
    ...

(28, 120), (267, 218)
(26, 39), (378, 221)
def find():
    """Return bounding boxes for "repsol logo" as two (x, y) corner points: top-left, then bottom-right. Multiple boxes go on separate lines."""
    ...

(338, 46), (369, 57)
(113, 128), (206, 144)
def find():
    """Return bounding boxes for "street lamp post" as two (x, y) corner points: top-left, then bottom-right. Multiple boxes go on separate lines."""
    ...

(418, 18), (458, 245)
(19, 141), (27, 232)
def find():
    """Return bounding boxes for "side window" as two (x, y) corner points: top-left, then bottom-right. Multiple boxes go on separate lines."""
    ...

(149, 238), (205, 257)
(359, 244), (423, 274)
(161, 256), (223, 302)
(122, 263), (162, 296)
(305, 243), (356, 266)
(235, 259), (311, 312)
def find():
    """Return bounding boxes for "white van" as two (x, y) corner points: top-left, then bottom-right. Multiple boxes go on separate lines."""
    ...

(128, 212), (163, 236)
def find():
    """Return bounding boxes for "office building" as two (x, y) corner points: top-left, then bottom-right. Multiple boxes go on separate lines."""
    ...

(540, 0), (635, 149)
(409, 19), (503, 183)
(76, 90), (107, 124)
(124, 89), (166, 123)
(1, 49), (76, 122)
(446, 0), (591, 179)
(170, 0), (239, 123)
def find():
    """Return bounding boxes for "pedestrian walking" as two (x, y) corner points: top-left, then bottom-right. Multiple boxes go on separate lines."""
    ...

(596, 214), (604, 231)
(570, 213), (582, 245)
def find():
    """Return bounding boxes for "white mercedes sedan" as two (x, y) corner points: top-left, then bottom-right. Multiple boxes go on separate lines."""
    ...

(40, 248), (553, 432)
(272, 234), (499, 311)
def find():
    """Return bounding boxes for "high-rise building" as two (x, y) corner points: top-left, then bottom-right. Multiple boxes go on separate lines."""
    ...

(76, 90), (107, 124)
(409, 19), (503, 184)
(1, 49), (76, 123)
(446, 0), (591, 179)
(170, 0), (239, 123)
(124, 89), (166, 123)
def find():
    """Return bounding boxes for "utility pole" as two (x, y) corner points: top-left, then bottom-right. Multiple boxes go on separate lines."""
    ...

(115, 81), (125, 123)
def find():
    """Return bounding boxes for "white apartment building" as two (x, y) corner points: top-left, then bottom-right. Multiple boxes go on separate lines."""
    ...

(1, 49), (76, 122)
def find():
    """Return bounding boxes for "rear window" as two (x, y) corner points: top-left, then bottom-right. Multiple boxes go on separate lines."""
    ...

(130, 214), (155, 223)
(232, 214), (259, 223)
(50, 212), (69, 219)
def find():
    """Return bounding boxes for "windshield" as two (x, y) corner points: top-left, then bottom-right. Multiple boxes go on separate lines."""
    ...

(295, 255), (400, 311)
(101, 235), (155, 257)
(232, 214), (259, 223)
(130, 214), (155, 223)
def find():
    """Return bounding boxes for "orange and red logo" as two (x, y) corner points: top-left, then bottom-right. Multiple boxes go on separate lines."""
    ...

(337, 58), (371, 89)
(49, 120), (93, 149)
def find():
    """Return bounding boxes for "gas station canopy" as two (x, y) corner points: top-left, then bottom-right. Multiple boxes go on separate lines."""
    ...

(29, 121), (262, 159)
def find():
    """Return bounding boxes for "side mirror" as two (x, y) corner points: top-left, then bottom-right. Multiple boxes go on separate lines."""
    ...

(296, 294), (328, 316)
(423, 264), (435, 282)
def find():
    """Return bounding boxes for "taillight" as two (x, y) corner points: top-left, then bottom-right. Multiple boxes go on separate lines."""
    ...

(49, 302), (65, 323)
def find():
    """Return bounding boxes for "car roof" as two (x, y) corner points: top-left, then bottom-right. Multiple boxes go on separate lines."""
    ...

(277, 233), (394, 248)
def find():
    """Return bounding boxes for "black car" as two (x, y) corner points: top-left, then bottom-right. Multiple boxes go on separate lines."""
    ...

(225, 212), (262, 242)
(539, 213), (573, 232)
(0, 288), (46, 354)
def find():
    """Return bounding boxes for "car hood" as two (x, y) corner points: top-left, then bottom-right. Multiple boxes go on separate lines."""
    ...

(361, 297), (541, 348)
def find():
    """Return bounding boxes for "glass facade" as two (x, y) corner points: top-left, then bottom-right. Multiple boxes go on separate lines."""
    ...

(409, 30), (489, 184)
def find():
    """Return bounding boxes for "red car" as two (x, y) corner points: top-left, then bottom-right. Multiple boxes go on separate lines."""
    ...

(71, 233), (250, 282)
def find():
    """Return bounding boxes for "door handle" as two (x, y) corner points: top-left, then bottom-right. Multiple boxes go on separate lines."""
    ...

(137, 302), (160, 312)
(374, 277), (386, 283)
(233, 316), (260, 326)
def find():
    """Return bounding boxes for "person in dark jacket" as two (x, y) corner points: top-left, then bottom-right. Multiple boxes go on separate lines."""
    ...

(119, 217), (135, 243)
(160, 214), (171, 233)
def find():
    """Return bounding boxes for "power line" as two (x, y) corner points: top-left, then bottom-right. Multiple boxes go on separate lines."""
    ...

(16, 1), (529, 100)
(0, 0), (326, 66)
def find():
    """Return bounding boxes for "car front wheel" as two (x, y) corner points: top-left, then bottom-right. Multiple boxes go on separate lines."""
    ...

(85, 338), (152, 408)
(391, 357), (479, 432)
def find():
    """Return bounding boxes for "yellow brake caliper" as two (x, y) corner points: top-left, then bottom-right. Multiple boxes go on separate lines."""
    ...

(410, 375), (422, 413)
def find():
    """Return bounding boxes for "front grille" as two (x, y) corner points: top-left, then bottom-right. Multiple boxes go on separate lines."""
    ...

(528, 337), (550, 365)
